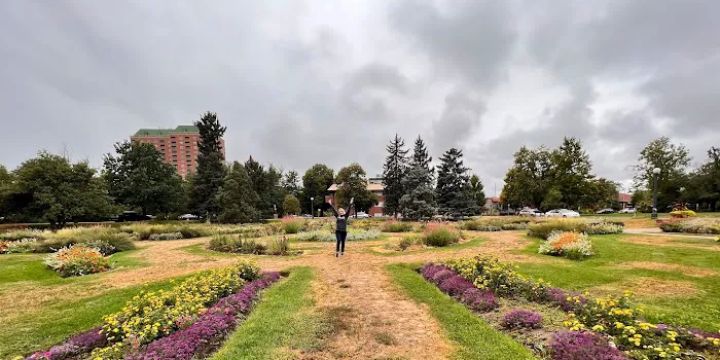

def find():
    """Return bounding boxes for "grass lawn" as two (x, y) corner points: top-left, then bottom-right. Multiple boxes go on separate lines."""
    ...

(0, 277), (179, 358)
(518, 234), (720, 330)
(211, 266), (333, 359)
(387, 263), (535, 360)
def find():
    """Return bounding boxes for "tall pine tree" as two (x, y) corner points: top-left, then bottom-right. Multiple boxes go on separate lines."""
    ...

(411, 135), (433, 175)
(189, 112), (227, 217)
(400, 135), (436, 219)
(435, 148), (478, 217)
(381, 134), (408, 217)
(216, 162), (259, 223)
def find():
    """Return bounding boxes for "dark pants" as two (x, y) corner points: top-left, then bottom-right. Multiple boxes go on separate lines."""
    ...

(335, 231), (347, 254)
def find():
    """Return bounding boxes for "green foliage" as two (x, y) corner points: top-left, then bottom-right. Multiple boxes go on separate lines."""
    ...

(335, 163), (378, 212)
(633, 137), (691, 211)
(460, 217), (532, 231)
(282, 194), (301, 215)
(266, 236), (290, 256)
(208, 235), (267, 254)
(381, 134), (409, 217)
(189, 111), (227, 216)
(422, 224), (462, 247)
(684, 146), (720, 211)
(301, 164), (334, 214)
(7, 152), (114, 226)
(281, 170), (301, 197)
(281, 218), (305, 234)
(527, 219), (624, 239)
(244, 156), (284, 219)
(381, 221), (414, 232)
(469, 174), (486, 211)
(103, 141), (184, 216)
(435, 148), (479, 217)
(399, 165), (436, 220)
(217, 162), (260, 223)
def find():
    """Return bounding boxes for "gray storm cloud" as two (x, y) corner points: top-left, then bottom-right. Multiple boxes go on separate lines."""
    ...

(1, 0), (718, 194)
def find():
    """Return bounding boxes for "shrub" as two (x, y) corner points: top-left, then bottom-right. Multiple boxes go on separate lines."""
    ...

(0, 241), (7, 254)
(528, 219), (587, 239)
(550, 331), (627, 360)
(44, 245), (111, 277)
(420, 263), (447, 280)
(586, 223), (624, 235)
(422, 224), (462, 247)
(539, 231), (593, 260)
(430, 269), (455, 285)
(397, 236), (420, 251)
(669, 209), (697, 218)
(502, 309), (543, 329)
(147, 232), (184, 241)
(208, 235), (266, 254)
(460, 288), (499, 312)
(438, 275), (475, 297)
(445, 256), (551, 300)
(659, 218), (720, 234)
(281, 217), (305, 234)
(381, 221), (414, 233)
(0, 229), (46, 241)
(266, 236), (290, 256)
(5, 238), (37, 253)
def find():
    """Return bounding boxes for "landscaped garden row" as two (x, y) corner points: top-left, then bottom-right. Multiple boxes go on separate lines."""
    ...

(420, 256), (720, 360)
(25, 261), (281, 360)
(659, 218), (720, 236)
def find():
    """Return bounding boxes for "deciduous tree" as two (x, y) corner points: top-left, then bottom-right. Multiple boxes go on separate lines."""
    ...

(302, 164), (334, 214)
(335, 163), (377, 214)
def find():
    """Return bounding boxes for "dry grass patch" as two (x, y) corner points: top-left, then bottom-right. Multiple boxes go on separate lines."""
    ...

(620, 235), (720, 251)
(613, 261), (718, 277)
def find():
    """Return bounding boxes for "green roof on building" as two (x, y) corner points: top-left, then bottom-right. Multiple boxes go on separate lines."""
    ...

(133, 125), (199, 137)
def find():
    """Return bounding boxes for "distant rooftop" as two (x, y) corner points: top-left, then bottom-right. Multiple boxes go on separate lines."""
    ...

(133, 125), (198, 137)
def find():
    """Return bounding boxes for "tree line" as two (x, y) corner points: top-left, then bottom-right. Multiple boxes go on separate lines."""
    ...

(500, 136), (720, 212)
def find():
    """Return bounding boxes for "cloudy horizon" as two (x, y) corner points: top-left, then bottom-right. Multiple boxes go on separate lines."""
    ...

(1, 0), (719, 194)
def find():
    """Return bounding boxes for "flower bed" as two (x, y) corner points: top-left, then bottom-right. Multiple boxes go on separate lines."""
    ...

(436, 256), (720, 360)
(659, 218), (720, 234)
(538, 231), (593, 260)
(27, 261), (279, 360)
(44, 245), (110, 277)
(502, 309), (543, 329)
(0, 227), (135, 255)
(461, 217), (533, 231)
(528, 220), (623, 239)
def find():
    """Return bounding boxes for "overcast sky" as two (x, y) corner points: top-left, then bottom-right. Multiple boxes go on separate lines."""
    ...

(1, 1), (719, 194)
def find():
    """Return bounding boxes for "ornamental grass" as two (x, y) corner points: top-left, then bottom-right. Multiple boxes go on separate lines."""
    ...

(421, 223), (462, 247)
(44, 245), (110, 277)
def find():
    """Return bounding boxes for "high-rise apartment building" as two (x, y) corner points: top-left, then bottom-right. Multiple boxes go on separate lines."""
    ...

(131, 125), (225, 179)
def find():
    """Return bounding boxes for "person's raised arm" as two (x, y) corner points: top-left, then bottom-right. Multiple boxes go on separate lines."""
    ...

(326, 200), (339, 217)
(345, 197), (354, 219)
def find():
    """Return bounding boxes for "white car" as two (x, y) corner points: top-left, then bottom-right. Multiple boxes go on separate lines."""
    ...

(544, 209), (580, 218)
(519, 208), (543, 217)
(354, 211), (370, 219)
(178, 213), (200, 221)
(618, 208), (637, 214)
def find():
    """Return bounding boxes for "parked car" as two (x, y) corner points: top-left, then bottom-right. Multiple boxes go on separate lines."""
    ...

(116, 211), (153, 222)
(618, 207), (637, 214)
(596, 208), (615, 214)
(355, 211), (370, 219)
(499, 208), (518, 216)
(545, 209), (580, 218)
(519, 207), (543, 217)
(178, 213), (201, 221)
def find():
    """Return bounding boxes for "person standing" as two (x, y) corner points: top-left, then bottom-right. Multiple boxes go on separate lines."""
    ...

(327, 197), (354, 257)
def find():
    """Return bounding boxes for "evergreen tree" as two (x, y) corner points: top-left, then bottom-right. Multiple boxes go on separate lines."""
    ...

(217, 162), (259, 223)
(103, 141), (184, 215)
(411, 135), (433, 175)
(399, 165), (436, 220)
(381, 134), (408, 217)
(244, 156), (284, 218)
(189, 112), (227, 217)
(435, 148), (478, 217)
(469, 174), (486, 211)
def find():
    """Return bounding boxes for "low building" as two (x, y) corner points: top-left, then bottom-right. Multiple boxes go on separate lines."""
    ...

(618, 192), (632, 208)
(325, 177), (385, 216)
(131, 125), (225, 179)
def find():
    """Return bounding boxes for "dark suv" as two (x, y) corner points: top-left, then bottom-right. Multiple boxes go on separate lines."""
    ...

(115, 211), (152, 222)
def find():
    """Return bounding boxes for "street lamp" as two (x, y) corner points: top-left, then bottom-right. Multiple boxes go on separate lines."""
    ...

(310, 197), (314, 219)
(651, 167), (661, 219)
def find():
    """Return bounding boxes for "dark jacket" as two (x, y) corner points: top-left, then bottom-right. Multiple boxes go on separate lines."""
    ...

(329, 203), (352, 232)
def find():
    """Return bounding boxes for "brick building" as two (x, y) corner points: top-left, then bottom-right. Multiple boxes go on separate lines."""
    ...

(131, 125), (225, 179)
(325, 177), (385, 216)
